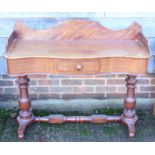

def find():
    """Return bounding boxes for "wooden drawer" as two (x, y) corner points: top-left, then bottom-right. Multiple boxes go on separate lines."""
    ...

(56, 59), (100, 74)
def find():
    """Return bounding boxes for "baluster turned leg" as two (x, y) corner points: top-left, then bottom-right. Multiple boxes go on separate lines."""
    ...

(17, 76), (34, 139)
(121, 75), (138, 137)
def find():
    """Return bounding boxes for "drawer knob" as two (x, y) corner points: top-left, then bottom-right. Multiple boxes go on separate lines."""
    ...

(76, 64), (83, 70)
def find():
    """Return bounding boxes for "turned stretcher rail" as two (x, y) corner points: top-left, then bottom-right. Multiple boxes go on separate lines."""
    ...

(34, 115), (121, 123)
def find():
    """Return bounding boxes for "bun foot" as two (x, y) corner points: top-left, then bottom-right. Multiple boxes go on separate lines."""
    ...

(17, 125), (26, 139)
(128, 124), (136, 137)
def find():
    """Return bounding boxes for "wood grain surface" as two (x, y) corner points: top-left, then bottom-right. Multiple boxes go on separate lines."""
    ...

(7, 57), (148, 75)
(5, 19), (150, 75)
(13, 20), (142, 40)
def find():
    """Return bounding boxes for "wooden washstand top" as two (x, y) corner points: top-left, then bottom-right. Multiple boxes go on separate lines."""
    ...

(4, 20), (150, 75)
(6, 39), (149, 59)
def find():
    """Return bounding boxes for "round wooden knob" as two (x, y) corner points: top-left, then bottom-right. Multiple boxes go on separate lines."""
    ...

(76, 64), (82, 70)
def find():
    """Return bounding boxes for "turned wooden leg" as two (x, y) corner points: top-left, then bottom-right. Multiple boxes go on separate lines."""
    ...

(121, 75), (138, 137)
(17, 76), (34, 139)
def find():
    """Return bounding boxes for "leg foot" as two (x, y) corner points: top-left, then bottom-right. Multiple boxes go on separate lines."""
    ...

(17, 113), (34, 139)
(121, 114), (138, 137)
(128, 124), (136, 137)
(17, 123), (26, 139)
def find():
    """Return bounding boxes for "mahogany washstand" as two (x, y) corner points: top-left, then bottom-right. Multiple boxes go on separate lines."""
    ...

(4, 20), (150, 139)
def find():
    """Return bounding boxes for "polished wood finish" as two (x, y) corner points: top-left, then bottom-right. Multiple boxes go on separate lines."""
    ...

(5, 20), (149, 76)
(121, 75), (138, 137)
(6, 40), (149, 59)
(17, 75), (138, 139)
(4, 20), (150, 139)
(17, 76), (34, 139)
(34, 115), (121, 123)
(10, 20), (141, 40)
(7, 57), (148, 75)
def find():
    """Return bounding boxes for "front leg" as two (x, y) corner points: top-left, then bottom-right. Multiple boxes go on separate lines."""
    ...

(121, 75), (138, 137)
(17, 76), (34, 139)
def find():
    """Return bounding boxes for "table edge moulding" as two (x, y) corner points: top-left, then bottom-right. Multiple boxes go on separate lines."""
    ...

(4, 19), (150, 139)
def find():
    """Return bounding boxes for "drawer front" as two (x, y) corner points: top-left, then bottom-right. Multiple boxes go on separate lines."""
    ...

(56, 59), (100, 74)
